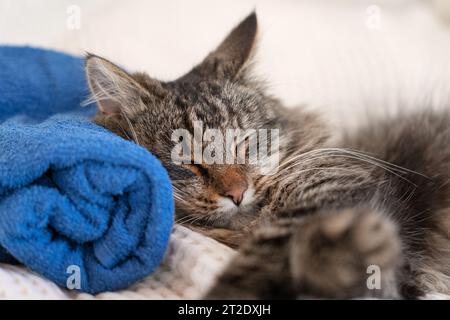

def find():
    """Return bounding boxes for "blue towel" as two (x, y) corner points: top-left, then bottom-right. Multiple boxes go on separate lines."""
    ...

(0, 46), (174, 294)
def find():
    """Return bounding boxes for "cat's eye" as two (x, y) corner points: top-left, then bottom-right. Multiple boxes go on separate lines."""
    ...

(186, 164), (208, 177)
(166, 164), (196, 180)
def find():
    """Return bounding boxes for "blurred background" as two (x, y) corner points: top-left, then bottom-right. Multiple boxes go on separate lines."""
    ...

(1, 0), (450, 129)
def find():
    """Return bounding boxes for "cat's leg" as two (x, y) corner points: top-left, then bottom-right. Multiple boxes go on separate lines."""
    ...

(205, 207), (406, 299)
(205, 221), (296, 299)
(288, 207), (405, 299)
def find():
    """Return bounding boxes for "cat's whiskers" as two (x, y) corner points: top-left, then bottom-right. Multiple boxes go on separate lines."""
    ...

(171, 185), (184, 196)
(277, 147), (426, 177)
(257, 153), (366, 186)
(257, 167), (368, 192)
(176, 213), (205, 225)
(326, 148), (428, 177)
(85, 87), (142, 146)
(261, 147), (428, 188)
(205, 212), (224, 228)
(121, 111), (140, 146)
(108, 114), (135, 142)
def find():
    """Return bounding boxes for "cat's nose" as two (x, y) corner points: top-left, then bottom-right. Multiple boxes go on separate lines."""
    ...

(224, 184), (247, 206)
(215, 167), (248, 206)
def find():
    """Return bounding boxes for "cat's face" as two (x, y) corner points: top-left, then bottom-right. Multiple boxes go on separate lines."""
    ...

(85, 13), (320, 229)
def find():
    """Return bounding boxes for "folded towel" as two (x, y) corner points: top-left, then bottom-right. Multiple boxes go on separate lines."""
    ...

(0, 46), (174, 294)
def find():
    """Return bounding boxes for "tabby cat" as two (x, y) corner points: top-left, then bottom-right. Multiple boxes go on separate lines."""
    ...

(85, 13), (450, 299)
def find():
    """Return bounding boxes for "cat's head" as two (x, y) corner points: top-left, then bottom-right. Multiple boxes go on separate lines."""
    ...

(85, 13), (326, 229)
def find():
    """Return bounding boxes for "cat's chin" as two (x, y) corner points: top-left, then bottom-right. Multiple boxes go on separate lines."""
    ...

(212, 187), (258, 230)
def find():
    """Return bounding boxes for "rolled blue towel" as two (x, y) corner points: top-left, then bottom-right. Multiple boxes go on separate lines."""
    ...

(0, 46), (174, 294)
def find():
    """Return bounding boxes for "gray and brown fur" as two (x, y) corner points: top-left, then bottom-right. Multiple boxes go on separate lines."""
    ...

(85, 13), (450, 299)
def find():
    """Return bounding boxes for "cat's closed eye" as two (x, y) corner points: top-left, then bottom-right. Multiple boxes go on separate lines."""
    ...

(166, 163), (197, 181)
(184, 164), (208, 177)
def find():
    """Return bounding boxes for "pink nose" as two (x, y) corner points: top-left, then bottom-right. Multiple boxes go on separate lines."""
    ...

(224, 185), (247, 206)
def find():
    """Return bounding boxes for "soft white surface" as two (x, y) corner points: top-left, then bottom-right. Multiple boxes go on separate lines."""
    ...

(1, 0), (450, 299)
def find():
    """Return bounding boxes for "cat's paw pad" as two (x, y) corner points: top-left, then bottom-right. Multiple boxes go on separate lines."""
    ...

(291, 208), (401, 298)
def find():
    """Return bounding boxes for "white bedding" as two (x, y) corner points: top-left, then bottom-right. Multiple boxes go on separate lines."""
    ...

(1, 0), (450, 299)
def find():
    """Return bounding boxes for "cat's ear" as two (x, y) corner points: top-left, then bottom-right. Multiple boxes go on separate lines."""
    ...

(182, 12), (258, 82)
(85, 54), (163, 116)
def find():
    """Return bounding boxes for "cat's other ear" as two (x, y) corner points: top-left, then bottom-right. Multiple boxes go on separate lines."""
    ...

(182, 12), (258, 82)
(85, 54), (164, 116)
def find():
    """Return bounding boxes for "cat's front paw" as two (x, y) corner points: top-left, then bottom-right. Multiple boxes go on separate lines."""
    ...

(290, 207), (402, 299)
